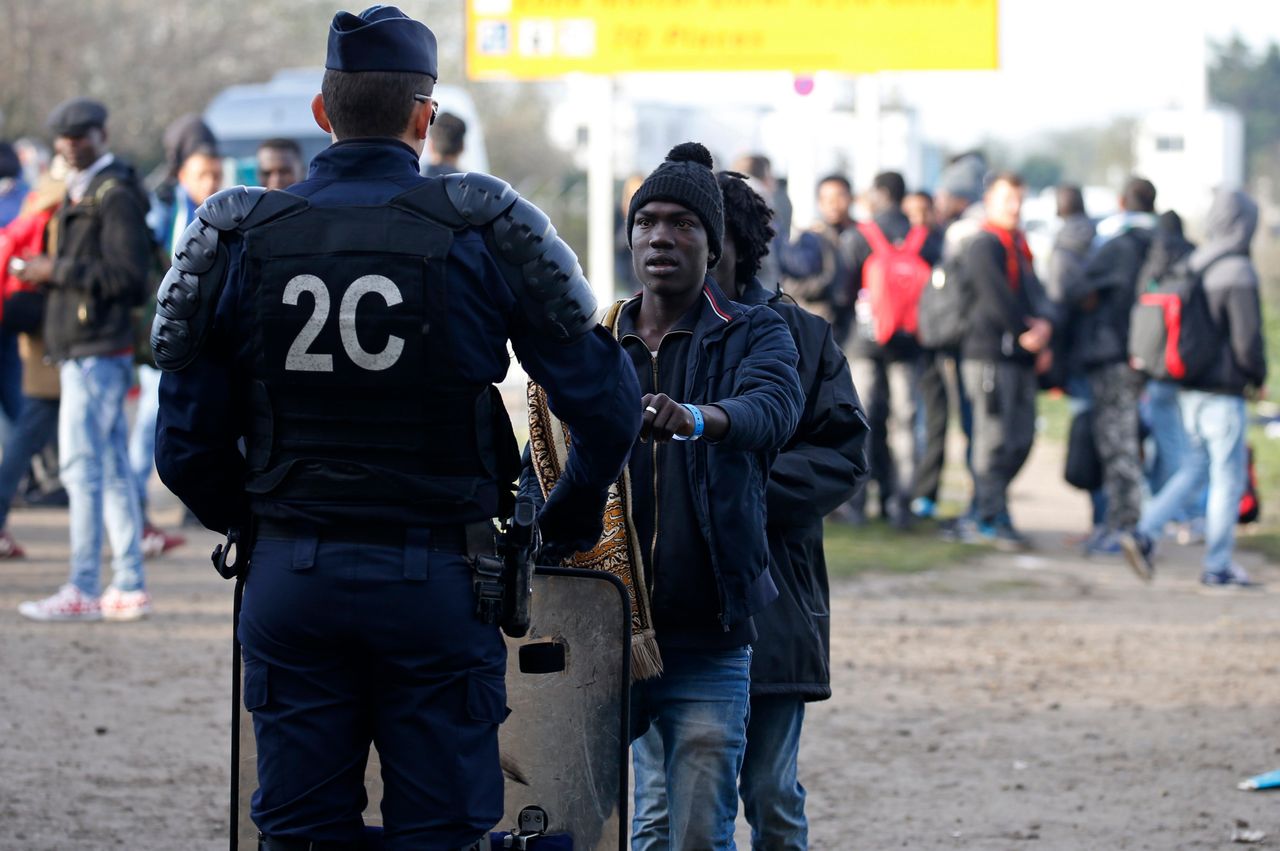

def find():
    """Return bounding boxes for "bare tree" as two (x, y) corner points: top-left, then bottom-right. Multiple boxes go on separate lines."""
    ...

(0, 0), (462, 168)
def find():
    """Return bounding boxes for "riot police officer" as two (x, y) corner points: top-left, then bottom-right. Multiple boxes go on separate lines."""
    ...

(151, 7), (641, 849)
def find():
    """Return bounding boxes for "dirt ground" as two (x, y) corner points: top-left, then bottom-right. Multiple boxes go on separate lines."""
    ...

(1, 436), (1278, 850)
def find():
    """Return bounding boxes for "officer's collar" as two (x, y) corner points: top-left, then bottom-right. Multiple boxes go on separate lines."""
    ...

(307, 138), (421, 181)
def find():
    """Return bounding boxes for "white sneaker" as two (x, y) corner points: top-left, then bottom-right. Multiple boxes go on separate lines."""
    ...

(18, 584), (102, 622)
(100, 587), (153, 621)
(141, 524), (186, 559)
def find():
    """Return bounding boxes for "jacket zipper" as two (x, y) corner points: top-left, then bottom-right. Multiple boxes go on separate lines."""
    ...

(628, 328), (692, 601)
(696, 334), (733, 631)
(622, 312), (737, 632)
(650, 351), (660, 593)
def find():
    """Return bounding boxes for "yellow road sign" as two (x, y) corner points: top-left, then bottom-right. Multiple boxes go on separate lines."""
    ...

(467, 0), (999, 79)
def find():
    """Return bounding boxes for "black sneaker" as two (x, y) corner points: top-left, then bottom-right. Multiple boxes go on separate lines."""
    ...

(1201, 565), (1263, 590)
(23, 486), (69, 508)
(988, 520), (1032, 553)
(1119, 532), (1155, 583)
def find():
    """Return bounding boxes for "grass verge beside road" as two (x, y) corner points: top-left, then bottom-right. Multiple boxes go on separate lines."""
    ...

(1238, 422), (1280, 560)
(823, 519), (990, 579)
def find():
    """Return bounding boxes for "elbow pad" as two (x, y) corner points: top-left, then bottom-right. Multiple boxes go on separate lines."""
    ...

(443, 172), (597, 343)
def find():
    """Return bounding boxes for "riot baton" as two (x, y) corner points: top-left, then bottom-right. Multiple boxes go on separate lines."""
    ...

(211, 527), (251, 851)
(501, 499), (537, 639)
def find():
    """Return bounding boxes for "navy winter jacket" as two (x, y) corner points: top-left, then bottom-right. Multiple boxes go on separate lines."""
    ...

(627, 276), (804, 628)
(734, 277), (869, 698)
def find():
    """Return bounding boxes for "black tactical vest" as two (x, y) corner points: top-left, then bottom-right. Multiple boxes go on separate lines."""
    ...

(239, 193), (517, 525)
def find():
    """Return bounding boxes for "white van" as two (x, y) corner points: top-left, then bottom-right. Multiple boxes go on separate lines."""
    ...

(203, 68), (489, 184)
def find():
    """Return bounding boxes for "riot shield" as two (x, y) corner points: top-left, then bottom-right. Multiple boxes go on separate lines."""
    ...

(235, 566), (632, 850)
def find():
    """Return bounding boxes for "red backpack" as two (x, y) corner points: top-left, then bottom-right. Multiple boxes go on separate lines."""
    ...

(857, 222), (931, 345)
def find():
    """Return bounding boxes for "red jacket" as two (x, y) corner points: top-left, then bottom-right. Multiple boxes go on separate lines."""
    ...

(0, 204), (56, 324)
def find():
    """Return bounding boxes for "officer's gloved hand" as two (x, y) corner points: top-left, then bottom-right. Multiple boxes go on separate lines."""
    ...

(537, 483), (607, 563)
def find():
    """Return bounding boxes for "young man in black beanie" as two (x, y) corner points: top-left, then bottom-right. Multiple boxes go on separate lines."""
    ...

(633, 169), (870, 849)
(617, 143), (804, 850)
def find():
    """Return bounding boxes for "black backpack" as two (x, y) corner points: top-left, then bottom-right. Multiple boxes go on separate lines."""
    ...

(1127, 257), (1220, 383)
(917, 251), (970, 350)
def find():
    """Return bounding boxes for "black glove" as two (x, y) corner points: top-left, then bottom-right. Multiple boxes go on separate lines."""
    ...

(537, 482), (607, 563)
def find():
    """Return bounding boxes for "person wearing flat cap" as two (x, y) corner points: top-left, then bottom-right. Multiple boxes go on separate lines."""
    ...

(152, 6), (639, 850)
(15, 97), (154, 625)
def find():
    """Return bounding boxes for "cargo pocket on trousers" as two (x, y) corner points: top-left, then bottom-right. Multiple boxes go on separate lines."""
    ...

(467, 671), (511, 726)
(243, 656), (269, 713)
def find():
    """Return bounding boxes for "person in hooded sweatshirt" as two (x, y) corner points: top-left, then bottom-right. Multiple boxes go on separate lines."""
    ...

(911, 152), (986, 522)
(1047, 185), (1108, 544)
(1123, 189), (1267, 587)
(1138, 211), (1197, 502)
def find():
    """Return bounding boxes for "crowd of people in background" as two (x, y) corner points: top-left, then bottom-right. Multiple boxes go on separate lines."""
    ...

(0, 95), (1270, 619)
(735, 150), (1268, 589)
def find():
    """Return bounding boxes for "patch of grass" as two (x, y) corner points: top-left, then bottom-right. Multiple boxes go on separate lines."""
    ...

(1238, 422), (1280, 558)
(1238, 528), (1280, 561)
(823, 519), (990, 579)
(1037, 390), (1073, 444)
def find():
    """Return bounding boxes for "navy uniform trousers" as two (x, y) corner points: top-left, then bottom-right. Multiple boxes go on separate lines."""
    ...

(237, 528), (507, 848)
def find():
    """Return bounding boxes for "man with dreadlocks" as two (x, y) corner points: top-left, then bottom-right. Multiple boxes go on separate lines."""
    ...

(630, 169), (870, 850)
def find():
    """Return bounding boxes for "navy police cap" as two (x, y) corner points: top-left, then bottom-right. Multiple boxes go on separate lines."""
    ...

(327, 5), (438, 79)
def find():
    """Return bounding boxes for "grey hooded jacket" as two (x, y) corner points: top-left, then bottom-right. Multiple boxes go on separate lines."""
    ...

(1187, 189), (1267, 397)
(1046, 213), (1095, 304)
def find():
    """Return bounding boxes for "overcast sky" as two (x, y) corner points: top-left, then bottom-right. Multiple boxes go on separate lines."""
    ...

(612, 0), (1280, 148)
(888, 0), (1280, 145)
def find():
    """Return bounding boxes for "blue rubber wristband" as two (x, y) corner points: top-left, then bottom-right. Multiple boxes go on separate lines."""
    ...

(672, 403), (704, 442)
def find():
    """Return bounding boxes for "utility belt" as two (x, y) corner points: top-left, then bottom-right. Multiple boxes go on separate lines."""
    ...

(215, 505), (536, 638)
(258, 833), (488, 851)
(254, 517), (481, 554)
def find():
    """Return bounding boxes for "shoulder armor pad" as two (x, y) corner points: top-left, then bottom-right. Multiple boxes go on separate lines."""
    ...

(492, 198), (596, 342)
(197, 185), (269, 231)
(446, 176), (596, 342)
(444, 172), (518, 225)
(492, 196), (554, 265)
(152, 256), (227, 372)
(155, 188), (308, 372)
(519, 240), (597, 343)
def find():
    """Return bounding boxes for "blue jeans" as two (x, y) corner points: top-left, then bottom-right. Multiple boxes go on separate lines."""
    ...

(59, 355), (144, 595)
(632, 691), (806, 850)
(740, 696), (808, 850)
(127, 364), (161, 516)
(1142, 380), (1184, 496)
(1141, 379), (1204, 523)
(0, 329), (23, 440)
(0, 396), (59, 528)
(630, 647), (751, 851)
(1138, 390), (1246, 573)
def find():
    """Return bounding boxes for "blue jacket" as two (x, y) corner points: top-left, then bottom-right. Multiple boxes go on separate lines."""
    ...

(617, 276), (804, 629)
(156, 139), (640, 533)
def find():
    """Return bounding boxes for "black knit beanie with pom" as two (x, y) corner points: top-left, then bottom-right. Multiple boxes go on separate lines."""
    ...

(627, 142), (724, 266)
